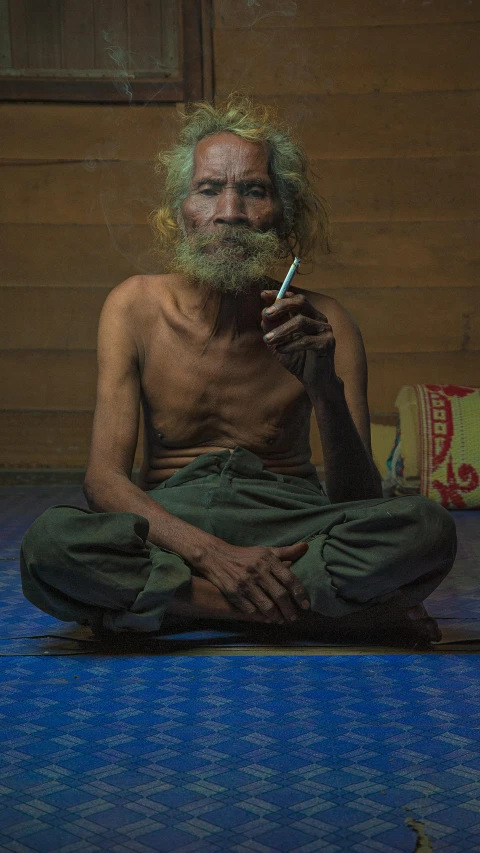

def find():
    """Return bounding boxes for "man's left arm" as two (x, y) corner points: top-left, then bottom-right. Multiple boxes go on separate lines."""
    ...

(261, 289), (383, 503)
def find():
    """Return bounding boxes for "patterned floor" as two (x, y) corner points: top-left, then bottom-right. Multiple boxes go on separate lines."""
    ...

(2, 655), (480, 853)
(1, 486), (480, 852)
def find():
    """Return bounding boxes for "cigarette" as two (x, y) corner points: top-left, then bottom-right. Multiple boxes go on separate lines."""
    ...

(276, 257), (301, 300)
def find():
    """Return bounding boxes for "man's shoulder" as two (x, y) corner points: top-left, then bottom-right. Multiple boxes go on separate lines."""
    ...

(109, 274), (177, 304)
(106, 274), (184, 324)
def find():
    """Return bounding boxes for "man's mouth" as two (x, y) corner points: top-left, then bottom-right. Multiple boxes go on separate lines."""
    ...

(202, 237), (247, 252)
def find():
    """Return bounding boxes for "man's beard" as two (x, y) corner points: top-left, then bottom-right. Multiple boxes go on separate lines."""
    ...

(171, 225), (282, 293)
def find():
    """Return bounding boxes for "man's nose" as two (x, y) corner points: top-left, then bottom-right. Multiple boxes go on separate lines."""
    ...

(213, 188), (248, 225)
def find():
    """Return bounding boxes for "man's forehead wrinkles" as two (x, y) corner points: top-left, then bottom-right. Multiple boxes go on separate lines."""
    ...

(193, 153), (271, 177)
(192, 137), (270, 177)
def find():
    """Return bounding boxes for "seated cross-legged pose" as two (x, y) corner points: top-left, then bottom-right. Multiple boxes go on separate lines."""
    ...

(20, 96), (456, 644)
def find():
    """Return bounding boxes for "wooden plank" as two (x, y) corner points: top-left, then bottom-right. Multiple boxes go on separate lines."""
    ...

(1, 161), (156, 225)
(200, 0), (213, 102)
(2, 285), (479, 354)
(0, 409), (144, 468)
(0, 351), (97, 409)
(94, 0), (128, 70)
(0, 103), (179, 161)
(26, 0), (62, 68)
(8, 0), (28, 68)
(3, 155), (479, 225)
(61, 0), (95, 69)
(0, 410), (94, 468)
(0, 287), (108, 350)
(266, 92), (480, 160)
(314, 155), (480, 223)
(367, 352), (480, 414)
(0, 224), (155, 285)
(2, 222), (479, 289)
(468, 308), (480, 357)
(182, 0), (204, 101)
(128, 0), (165, 72)
(3, 91), (478, 162)
(214, 24), (480, 96)
(0, 0), (12, 68)
(215, 0), (480, 29)
(0, 77), (184, 103)
(162, 0), (180, 71)
(310, 221), (480, 290)
(319, 288), (480, 354)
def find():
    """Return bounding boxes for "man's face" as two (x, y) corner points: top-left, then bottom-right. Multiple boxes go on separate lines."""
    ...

(174, 132), (284, 292)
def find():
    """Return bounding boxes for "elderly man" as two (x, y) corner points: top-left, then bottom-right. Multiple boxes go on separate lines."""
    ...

(20, 96), (456, 644)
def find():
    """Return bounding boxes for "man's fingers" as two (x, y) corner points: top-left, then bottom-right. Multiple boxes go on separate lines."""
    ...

(272, 544), (310, 608)
(274, 542), (309, 561)
(271, 562), (311, 611)
(225, 592), (257, 617)
(251, 595), (285, 624)
(231, 575), (301, 624)
(227, 586), (284, 624)
(264, 316), (329, 346)
(256, 575), (302, 623)
(275, 336), (333, 355)
(261, 292), (322, 321)
(243, 575), (297, 624)
(223, 543), (312, 623)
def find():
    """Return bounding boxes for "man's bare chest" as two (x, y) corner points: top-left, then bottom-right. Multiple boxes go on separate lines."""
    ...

(144, 325), (303, 429)
(137, 312), (304, 446)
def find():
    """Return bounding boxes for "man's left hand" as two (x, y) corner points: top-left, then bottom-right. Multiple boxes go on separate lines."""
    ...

(261, 289), (337, 390)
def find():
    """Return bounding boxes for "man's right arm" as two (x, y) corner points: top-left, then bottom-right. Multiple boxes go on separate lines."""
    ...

(83, 277), (220, 567)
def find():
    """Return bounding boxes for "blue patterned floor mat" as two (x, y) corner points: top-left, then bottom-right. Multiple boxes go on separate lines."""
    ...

(1, 654), (480, 853)
(1, 487), (480, 851)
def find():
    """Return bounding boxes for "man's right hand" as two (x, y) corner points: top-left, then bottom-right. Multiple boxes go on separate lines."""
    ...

(194, 541), (311, 624)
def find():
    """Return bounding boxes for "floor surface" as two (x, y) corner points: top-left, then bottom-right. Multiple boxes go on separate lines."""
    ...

(1, 486), (479, 852)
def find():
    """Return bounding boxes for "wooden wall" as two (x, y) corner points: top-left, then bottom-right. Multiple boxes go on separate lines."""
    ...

(215, 0), (480, 467)
(0, 103), (176, 472)
(1, 0), (479, 476)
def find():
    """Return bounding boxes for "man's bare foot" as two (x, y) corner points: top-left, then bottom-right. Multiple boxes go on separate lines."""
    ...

(253, 601), (442, 646)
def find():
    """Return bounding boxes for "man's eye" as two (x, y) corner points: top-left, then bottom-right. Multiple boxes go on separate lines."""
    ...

(246, 188), (266, 198)
(199, 188), (217, 196)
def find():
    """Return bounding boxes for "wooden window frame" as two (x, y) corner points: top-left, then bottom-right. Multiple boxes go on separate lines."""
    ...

(0, 0), (213, 103)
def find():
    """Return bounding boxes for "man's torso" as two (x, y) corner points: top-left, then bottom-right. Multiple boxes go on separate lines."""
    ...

(129, 275), (317, 489)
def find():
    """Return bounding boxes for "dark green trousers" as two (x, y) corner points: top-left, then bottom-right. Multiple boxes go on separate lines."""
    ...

(20, 447), (456, 634)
